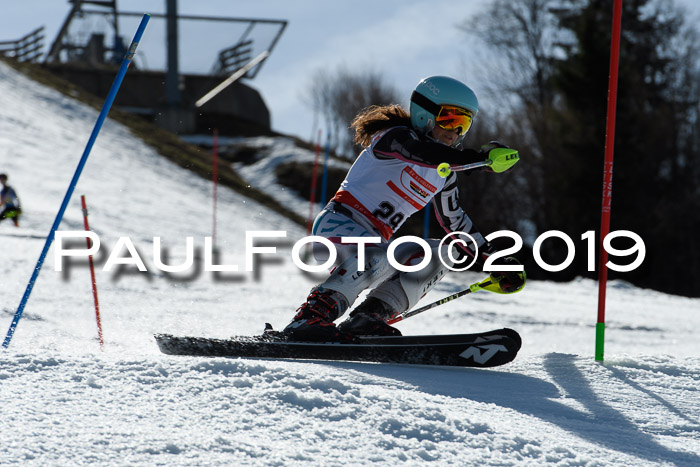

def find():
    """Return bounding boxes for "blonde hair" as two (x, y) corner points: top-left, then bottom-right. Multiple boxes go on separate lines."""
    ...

(350, 104), (411, 147)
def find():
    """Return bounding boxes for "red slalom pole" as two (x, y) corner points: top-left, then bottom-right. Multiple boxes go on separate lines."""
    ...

(596, 0), (623, 362)
(306, 129), (322, 234)
(212, 128), (219, 249)
(81, 195), (104, 351)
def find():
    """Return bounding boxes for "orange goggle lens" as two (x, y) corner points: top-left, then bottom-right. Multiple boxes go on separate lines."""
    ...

(435, 105), (473, 135)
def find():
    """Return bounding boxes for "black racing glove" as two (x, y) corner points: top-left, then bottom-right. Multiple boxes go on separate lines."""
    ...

(449, 239), (496, 267)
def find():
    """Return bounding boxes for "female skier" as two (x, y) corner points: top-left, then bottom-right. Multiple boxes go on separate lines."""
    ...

(283, 76), (523, 341)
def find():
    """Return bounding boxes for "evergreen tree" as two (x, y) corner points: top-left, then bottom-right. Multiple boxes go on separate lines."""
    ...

(550, 0), (700, 294)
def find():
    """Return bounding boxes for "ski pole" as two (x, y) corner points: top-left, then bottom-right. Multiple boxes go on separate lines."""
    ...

(387, 271), (526, 325)
(2, 14), (150, 349)
(387, 277), (492, 324)
(437, 148), (520, 178)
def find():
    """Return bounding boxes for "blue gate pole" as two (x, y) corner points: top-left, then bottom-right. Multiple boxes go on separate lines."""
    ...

(2, 14), (151, 349)
(320, 129), (331, 205)
(423, 205), (431, 239)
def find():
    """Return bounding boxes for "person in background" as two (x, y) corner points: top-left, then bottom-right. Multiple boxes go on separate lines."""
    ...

(0, 173), (22, 227)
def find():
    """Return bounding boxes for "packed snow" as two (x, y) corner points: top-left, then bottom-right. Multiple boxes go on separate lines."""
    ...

(0, 61), (698, 466)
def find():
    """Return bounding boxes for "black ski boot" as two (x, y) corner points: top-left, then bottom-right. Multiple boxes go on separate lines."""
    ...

(337, 297), (402, 337)
(283, 288), (352, 342)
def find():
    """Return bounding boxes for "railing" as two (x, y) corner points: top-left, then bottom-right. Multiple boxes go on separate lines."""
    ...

(0, 27), (45, 62)
(214, 40), (254, 76)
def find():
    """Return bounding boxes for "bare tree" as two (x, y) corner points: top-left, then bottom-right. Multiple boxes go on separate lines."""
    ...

(462, 0), (567, 151)
(461, 0), (700, 295)
(304, 66), (401, 158)
(455, 0), (567, 240)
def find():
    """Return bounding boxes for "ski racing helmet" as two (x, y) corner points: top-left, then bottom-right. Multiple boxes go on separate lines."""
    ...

(409, 76), (478, 147)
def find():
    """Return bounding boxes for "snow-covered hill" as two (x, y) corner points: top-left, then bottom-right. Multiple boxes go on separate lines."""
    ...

(0, 61), (698, 466)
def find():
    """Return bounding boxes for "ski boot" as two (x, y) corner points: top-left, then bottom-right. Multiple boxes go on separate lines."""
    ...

(283, 288), (353, 342)
(337, 297), (402, 337)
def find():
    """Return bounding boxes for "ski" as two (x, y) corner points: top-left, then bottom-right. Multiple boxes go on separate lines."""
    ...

(154, 327), (521, 367)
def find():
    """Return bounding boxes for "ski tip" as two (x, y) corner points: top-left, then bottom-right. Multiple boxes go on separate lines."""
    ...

(500, 328), (522, 351)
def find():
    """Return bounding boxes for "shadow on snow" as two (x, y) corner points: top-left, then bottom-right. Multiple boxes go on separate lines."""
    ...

(324, 353), (699, 466)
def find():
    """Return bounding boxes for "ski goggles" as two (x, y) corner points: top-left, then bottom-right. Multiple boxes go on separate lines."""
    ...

(435, 105), (473, 135)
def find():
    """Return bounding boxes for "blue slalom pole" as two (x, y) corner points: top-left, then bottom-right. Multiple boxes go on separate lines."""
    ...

(2, 14), (150, 349)
(423, 205), (430, 239)
(320, 130), (331, 205)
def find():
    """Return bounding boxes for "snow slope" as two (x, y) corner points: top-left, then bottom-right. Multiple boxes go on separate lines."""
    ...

(0, 61), (699, 466)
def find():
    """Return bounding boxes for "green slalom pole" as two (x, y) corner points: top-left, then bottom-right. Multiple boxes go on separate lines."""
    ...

(595, 322), (606, 361)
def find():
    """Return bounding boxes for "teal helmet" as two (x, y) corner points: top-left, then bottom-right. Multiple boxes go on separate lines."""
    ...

(409, 76), (478, 146)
